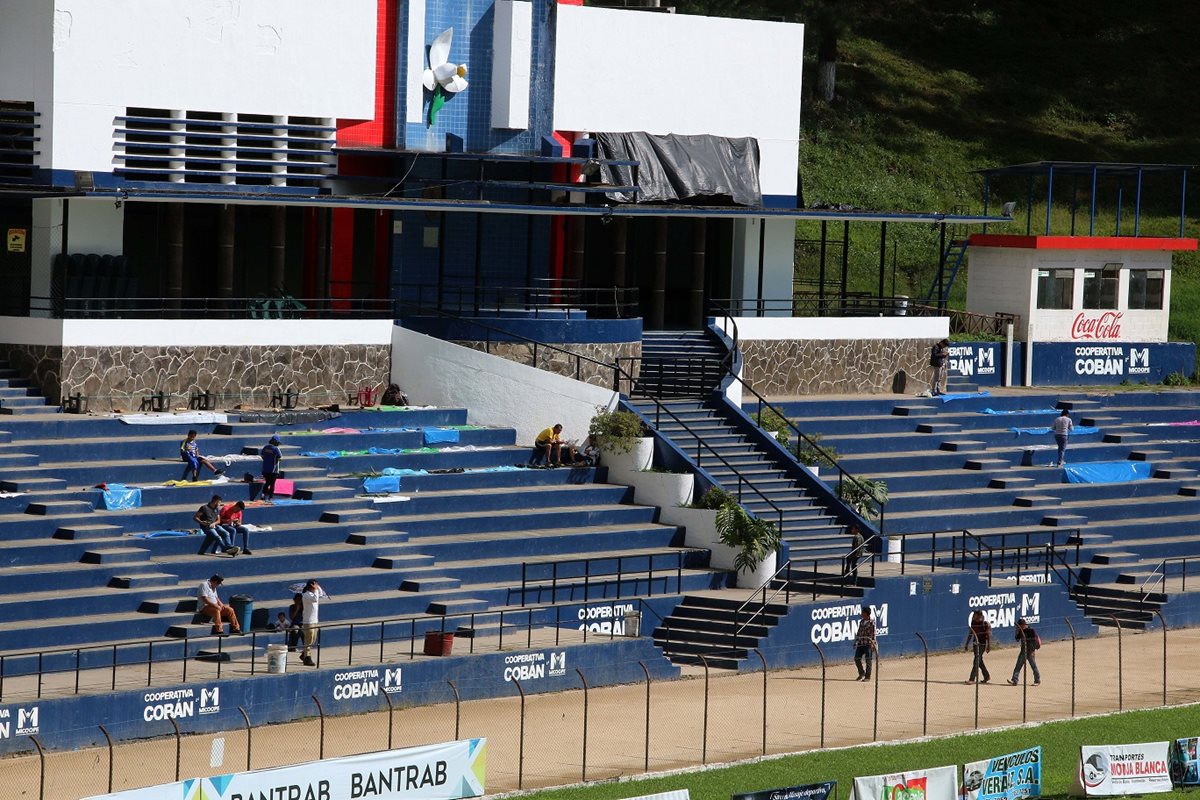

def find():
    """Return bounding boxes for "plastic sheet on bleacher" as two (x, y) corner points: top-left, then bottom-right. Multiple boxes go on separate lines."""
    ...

(979, 407), (1059, 415)
(1063, 461), (1153, 483)
(423, 428), (461, 445)
(1010, 426), (1100, 436)
(937, 391), (991, 403)
(97, 484), (142, 510)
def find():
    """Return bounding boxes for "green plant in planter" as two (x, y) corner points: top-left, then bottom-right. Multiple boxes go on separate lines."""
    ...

(837, 477), (889, 520)
(689, 486), (735, 510)
(588, 408), (645, 454)
(796, 432), (838, 469)
(715, 501), (781, 573)
(755, 407), (792, 447)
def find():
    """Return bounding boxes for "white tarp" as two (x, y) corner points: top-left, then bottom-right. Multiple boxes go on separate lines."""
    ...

(1073, 742), (1171, 796)
(82, 738), (486, 800)
(851, 764), (958, 800)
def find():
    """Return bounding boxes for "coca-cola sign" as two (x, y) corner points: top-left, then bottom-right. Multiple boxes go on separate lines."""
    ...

(1072, 311), (1123, 340)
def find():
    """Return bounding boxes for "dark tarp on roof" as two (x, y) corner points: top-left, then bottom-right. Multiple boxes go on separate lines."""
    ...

(593, 132), (762, 207)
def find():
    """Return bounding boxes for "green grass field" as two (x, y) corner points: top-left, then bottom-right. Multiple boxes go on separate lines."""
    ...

(513, 704), (1199, 800)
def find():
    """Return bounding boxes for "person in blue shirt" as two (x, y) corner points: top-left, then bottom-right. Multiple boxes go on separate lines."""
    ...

(260, 435), (283, 501)
(180, 430), (223, 482)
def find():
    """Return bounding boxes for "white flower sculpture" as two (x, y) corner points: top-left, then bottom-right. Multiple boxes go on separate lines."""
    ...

(422, 28), (468, 125)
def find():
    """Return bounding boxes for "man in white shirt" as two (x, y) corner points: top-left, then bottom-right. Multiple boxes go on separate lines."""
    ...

(300, 578), (321, 667)
(197, 574), (241, 635)
(1052, 409), (1074, 467)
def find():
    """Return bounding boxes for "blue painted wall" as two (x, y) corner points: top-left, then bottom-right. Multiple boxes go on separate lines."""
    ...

(0, 638), (676, 755)
(946, 341), (1195, 387)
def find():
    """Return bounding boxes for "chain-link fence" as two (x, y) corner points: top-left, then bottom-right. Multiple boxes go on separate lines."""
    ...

(5, 619), (1198, 800)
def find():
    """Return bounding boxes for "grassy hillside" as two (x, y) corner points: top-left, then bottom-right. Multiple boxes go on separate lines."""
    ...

(793, 0), (1200, 344)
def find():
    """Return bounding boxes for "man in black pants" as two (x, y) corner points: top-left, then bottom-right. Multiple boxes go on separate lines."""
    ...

(260, 436), (283, 502)
(853, 606), (876, 682)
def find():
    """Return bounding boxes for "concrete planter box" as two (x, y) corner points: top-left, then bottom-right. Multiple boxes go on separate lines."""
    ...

(625, 470), (694, 510)
(660, 505), (777, 587)
(600, 437), (654, 476)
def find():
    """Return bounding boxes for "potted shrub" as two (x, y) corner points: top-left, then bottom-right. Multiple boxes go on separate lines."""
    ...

(716, 500), (782, 588)
(754, 407), (792, 447)
(589, 407), (652, 474)
(837, 476), (888, 520)
(660, 486), (730, 548)
(796, 433), (838, 478)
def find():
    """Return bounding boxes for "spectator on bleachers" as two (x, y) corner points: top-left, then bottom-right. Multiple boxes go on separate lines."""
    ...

(531, 423), (573, 467)
(260, 436), (283, 502)
(218, 500), (251, 555)
(381, 383), (409, 406)
(300, 579), (323, 666)
(1052, 409), (1074, 468)
(285, 593), (304, 651)
(576, 434), (600, 466)
(181, 430), (223, 482)
(195, 495), (240, 556)
(197, 574), (242, 636)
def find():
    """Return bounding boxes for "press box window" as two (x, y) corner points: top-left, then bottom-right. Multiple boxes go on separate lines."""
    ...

(1128, 269), (1165, 309)
(1083, 263), (1120, 309)
(1036, 269), (1074, 310)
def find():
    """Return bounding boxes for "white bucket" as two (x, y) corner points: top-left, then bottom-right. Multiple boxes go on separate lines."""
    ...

(267, 643), (288, 674)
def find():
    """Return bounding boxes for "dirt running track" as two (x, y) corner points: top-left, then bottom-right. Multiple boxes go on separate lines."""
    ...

(4, 626), (1198, 800)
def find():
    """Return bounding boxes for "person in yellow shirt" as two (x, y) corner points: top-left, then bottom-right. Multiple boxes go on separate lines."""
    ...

(532, 423), (565, 466)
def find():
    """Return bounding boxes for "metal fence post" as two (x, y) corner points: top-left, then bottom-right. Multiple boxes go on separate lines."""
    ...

(30, 735), (45, 800)
(382, 691), (395, 751)
(813, 642), (827, 748)
(169, 718), (181, 780)
(872, 645), (881, 742)
(1109, 615), (1123, 711)
(312, 695), (326, 760)
(98, 724), (114, 793)
(698, 654), (710, 765)
(914, 633), (929, 736)
(755, 649), (768, 755)
(447, 680), (461, 741)
(512, 678), (526, 790)
(238, 707), (252, 771)
(1065, 618), (1077, 718)
(638, 662), (651, 773)
(576, 668), (589, 783)
(1020, 637), (1028, 724)
(1155, 610), (1168, 706)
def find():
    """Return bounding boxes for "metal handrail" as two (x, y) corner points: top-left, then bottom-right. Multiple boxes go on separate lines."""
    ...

(708, 301), (888, 532)
(396, 282), (639, 319)
(1138, 555), (1194, 597)
(518, 549), (689, 606)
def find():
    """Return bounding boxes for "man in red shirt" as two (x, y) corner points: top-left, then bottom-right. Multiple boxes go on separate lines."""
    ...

(218, 500), (252, 555)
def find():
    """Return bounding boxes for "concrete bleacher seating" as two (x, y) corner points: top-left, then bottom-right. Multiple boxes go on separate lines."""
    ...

(0, 391), (725, 679)
(772, 387), (1200, 626)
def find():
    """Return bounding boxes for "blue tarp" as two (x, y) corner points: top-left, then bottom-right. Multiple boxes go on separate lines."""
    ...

(99, 484), (142, 510)
(1063, 461), (1153, 484)
(938, 391), (991, 403)
(1010, 426), (1101, 436)
(380, 468), (429, 477)
(362, 476), (401, 493)
(131, 530), (190, 539)
(423, 428), (461, 445)
(980, 408), (1059, 416)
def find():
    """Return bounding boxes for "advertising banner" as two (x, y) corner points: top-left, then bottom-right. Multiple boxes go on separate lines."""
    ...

(962, 747), (1042, 800)
(734, 781), (836, 800)
(1170, 737), (1200, 786)
(851, 765), (958, 800)
(82, 738), (486, 800)
(1074, 742), (1171, 796)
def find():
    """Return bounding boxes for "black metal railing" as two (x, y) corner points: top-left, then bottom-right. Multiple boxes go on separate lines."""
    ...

(396, 283), (639, 319)
(711, 295), (1019, 336)
(1139, 555), (1195, 596)
(518, 550), (689, 606)
(29, 294), (395, 320)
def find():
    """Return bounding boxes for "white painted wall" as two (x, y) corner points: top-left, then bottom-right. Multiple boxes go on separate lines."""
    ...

(37, 0), (376, 171)
(719, 315), (950, 341)
(967, 245), (1173, 342)
(729, 218), (794, 315)
(66, 198), (124, 254)
(0, 1), (55, 169)
(404, 0), (427, 125)
(29, 199), (64, 316)
(553, 6), (803, 200)
(390, 325), (617, 447)
(0, 317), (394, 347)
(491, 0), (532, 130)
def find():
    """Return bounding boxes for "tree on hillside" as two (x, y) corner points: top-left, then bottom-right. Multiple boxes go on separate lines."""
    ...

(670, 0), (875, 102)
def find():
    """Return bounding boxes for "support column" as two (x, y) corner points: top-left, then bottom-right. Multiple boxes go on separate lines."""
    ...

(217, 205), (235, 307)
(611, 217), (627, 316)
(30, 198), (64, 318)
(165, 203), (184, 315)
(568, 215), (586, 287)
(270, 206), (286, 292)
(648, 217), (667, 330)
(689, 218), (706, 327)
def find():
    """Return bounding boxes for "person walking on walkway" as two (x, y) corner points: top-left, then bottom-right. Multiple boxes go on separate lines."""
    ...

(1007, 618), (1042, 685)
(1052, 409), (1074, 467)
(300, 578), (323, 667)
(853, 606), (876, 681)
(964, 609), (992, 683)
(929, 339), (950, 396)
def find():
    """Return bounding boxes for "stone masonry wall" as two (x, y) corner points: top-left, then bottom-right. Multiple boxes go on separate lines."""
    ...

(740, 338), (936, 396)
(452, 341), (641, 390)
(0, 344), (391, 412)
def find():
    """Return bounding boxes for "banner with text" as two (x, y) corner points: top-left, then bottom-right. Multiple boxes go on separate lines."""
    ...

(82, 738), (486, 800)
(962, 746), (1042, 800)
(1073, 742), (1171, 796)
(734, 781), (836, 800)
(851, 765), (958, 800)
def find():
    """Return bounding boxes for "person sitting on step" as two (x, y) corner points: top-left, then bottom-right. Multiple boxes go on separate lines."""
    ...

(180, 430), (223, 482)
